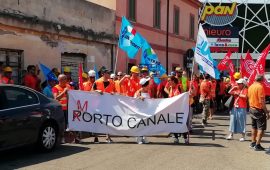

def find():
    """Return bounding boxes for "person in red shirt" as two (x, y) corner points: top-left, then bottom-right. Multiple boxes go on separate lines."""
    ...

(23, 65), (39, 91)
(148, 72), (157, 98)
(157, 74), (168, 98)
(200, 74), (212, 126)
(1, 67), (14, 84)
(167, 76), (188, 144)
(119, 66), (141, 97)
(226, 78), (248, 142)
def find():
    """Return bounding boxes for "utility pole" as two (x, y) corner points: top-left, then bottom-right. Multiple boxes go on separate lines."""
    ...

(166, 0), (169, 73)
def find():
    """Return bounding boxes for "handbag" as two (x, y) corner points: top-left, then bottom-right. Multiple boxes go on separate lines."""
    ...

(224, 95), (234, 110)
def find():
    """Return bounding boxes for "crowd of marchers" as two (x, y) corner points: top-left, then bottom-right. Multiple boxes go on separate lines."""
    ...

(0, 62), (270, 154)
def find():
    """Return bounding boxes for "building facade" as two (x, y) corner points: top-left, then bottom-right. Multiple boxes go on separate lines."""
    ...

(0, 0), (116, 84)
(116, 0), (201, 73)
(199, 1), (270, 72)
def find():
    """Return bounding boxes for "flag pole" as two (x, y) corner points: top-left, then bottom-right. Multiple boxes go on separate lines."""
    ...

(114, 46), (119, 74)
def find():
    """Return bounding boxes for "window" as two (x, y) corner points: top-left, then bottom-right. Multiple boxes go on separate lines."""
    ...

(154, 0), (161, 28)
(128, 0), (136, 21)
(173, 7), (180, 35)
(3, 87), (39, 109)
(0, 49), (23, 84)
(61, 53), (86, 84)
(190, 14), (195, 40)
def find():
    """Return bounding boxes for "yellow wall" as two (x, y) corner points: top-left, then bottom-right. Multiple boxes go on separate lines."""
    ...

(86, 0), (116, 10)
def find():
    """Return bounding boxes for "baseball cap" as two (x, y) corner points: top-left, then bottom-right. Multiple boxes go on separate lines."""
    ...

(110, 73), (116, 79)
(175, 67), (183, 72)
(236, 78), (247, 85)
(139, 77), (150, 85)
(101, 68), (111, 74)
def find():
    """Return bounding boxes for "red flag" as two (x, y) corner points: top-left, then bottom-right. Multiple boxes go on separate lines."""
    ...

(217, 50), (235, 81)
(217, 50), (232, 71)
(240, 55), (244, 74)
(228, 61), (235, 82)
(78, 63), (84, 90)
(241, 51), (255, 78)
(248, 44), (270, 95)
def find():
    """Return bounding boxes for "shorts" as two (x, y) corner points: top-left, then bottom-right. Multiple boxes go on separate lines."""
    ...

(250, 108), (267, 130)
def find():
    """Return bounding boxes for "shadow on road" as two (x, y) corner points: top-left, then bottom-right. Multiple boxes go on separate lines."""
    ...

(106, 141), (225, 147)
(0, 144), (89, 169)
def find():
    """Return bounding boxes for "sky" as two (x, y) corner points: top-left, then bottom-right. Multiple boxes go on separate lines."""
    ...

(199, 0), (270, 3)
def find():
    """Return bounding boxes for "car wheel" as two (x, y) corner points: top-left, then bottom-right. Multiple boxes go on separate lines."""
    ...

(38, 122), (58, 152)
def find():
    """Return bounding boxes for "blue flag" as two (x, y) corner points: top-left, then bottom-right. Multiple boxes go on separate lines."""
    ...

(39, 63), (58, 81)
(141, 40), (166, 84)
(119, 16), (144, 58)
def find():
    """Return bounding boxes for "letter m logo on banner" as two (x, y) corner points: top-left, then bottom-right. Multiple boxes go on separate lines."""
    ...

(73, 100), (88, 121)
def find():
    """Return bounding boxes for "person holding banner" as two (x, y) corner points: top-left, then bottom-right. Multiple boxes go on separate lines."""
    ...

(114, 71), (126, 95)
(52, 74), (71, 143)
(134, 77), (151, 144)
(83, 70), (96, 91)
(92, 68), (115, 143)
(167, 76), (189, 144)
(120, 66), (141, 97)
(157, 74), (168, 98)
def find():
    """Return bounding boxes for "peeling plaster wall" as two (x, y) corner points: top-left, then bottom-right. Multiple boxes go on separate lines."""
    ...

(0, 30), (112, 80)
(0, 0), (115, 36)
(0, 0), (116, 81)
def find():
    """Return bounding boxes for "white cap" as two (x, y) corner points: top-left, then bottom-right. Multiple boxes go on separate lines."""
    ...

(110, 73), (116, 79)
(139, 77), (150, 85)
(88, 70), (96, 77)
(236, 78), (247, 85)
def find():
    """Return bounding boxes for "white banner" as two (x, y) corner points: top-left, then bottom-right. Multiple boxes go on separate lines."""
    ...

(68, 91), (189, 136)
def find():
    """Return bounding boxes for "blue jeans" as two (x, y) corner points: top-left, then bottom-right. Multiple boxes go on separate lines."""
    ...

(229, 107), (247, 133)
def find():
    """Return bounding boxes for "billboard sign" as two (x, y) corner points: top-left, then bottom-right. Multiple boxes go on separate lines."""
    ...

(201, 2), (238, 26)
(204, 26), (239, 52)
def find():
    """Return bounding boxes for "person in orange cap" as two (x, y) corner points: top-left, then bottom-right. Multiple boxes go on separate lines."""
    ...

(1, 66), (14, 84)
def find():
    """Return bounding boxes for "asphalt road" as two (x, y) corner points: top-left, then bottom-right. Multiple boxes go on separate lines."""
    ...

(0, 111), (270, 170)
